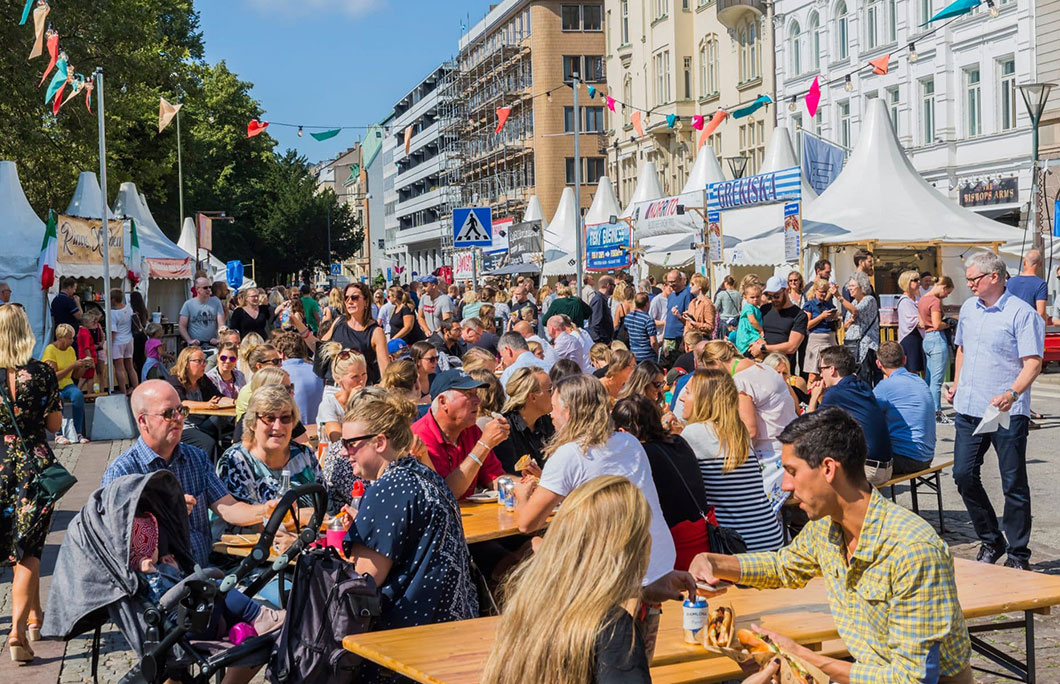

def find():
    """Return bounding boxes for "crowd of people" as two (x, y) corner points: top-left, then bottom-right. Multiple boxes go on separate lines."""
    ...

(0, 246), (1051, 682)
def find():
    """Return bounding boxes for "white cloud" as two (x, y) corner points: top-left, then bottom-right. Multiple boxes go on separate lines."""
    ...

(243, 0), (384, 18)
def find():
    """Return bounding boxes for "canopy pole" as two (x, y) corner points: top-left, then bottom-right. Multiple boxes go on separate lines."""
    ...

(95, 67), (114, 394)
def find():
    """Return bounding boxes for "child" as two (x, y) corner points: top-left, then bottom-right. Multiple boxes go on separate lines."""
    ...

(130, 512), (284, 640)
(76, 309), (104, 392)
(732, 282), (765, 355)
(141, 323), (172, 382)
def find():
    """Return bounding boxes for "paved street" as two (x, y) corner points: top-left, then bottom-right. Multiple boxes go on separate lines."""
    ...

(2, 375), (1060, 682)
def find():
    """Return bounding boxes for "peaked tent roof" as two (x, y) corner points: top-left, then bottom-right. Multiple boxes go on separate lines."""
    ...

(680, 145), (726, 195)
(65, 171), (114, 219)
(522, 195), (545, 226)
(584, 177), (622, 225)
(762, 126), (818, 204)
(113, 183), (195, 267)
(542, 187), (579, 277)
(621, 161), (665, 218)
(0, 161), (48, 349)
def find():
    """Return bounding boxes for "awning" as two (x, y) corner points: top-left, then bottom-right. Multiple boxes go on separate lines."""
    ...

(487, 262), (541, 276)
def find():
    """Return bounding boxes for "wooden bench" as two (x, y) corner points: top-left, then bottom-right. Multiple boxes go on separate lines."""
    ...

(881, 460), (954, 534)
(649, 640), (850, 684)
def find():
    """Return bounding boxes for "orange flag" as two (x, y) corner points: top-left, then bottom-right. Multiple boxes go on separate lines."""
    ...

(631, 111), (644, 137)
(495, 107), (512, 134)
(869, 54), (891, 75)
(698, 110), (728, 149)
(159, 98), (182, 133)
(404, 126), (413, 155)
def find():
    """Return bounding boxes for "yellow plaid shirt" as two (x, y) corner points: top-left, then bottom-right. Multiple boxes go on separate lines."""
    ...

(738, 489), (970, 683)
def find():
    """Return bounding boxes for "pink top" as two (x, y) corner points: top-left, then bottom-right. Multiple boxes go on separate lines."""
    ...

(917, 293), (943, 332)
(145, 338), (163, 361)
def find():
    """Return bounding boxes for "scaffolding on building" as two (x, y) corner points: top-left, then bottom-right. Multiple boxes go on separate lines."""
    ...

(439, 28), (535, 252)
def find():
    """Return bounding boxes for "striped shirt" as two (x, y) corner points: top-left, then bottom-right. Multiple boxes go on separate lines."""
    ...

(739, 489), (971, 683)
(624, 309), (658, 363)
(680, 423), (784, 552)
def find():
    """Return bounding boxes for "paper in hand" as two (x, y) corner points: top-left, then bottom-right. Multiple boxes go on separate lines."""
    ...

(973, 403), (1010, 436)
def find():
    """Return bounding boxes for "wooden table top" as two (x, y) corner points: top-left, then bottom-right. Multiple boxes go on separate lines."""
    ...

(342, 558), (1060, 684)
(188, 405), (237, 418)
(212, 500), (542, 559)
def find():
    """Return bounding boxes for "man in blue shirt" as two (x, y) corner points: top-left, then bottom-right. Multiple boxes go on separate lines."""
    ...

(624, 293), (659, 363)
(102, 380), (275, 566)
(873, 341), (936, 474)
(663, 270), (692, 366)
(587, 275), (615, 344)
(945, 252), (1044, 570)
(1005, 249), (1048, 322)
(809, 345), (893, 485)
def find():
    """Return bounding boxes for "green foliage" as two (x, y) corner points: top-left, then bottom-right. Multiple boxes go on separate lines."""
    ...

(0, 0), (357, 287)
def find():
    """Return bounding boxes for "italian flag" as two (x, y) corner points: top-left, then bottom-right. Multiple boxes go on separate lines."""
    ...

(38, 210), (57, 290)
(127, 218), (142, 284)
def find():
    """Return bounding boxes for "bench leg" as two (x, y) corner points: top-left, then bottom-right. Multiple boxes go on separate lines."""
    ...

(910, 477), (919, 514)
(889, 484), (897, 503)
(935, 471), (946, 535)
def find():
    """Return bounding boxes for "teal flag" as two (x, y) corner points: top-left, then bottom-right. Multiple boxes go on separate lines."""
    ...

(19, 0), (33, 25)
(922, 0), (979, 25)
(731, 95), (772, 119)
(310, 128), (341, 141)
(45, 57), (68, 104)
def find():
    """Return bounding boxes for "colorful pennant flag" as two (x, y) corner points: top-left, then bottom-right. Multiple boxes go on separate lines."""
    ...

(666, 113), (677, 129)
(692, 114), (705, 131)
(631, 110), (644, 137)
(587, 85), (597, 99)
(38, 30), (58, 86)
(159, 97), (182, 133)
(38, 210), (57, 290)
(806, 77), (822, 117)
(59, 74), (85, 111)
(19, 0), (33, 25)
(44, 53), (67, 103)
(606, 96), (616, 112)
(51, 65), (72, 115)
(84, 79), (93, 113)
(923, 0), (979, 25)
(310, 128), (341, 141)
(495, 106), (511, 134)
(127, 218), (141, 284)
(403, 125), (413, 155)
(247, 119), (269, 138)
(731, 95), (772, 119)
(698, 110), (728, 148)
(869, 54), (891, 75)
(29, 1), (49, 59)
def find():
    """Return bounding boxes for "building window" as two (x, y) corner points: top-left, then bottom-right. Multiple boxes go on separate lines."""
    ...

(585, 106), (605, 132)
(809, 12), (821, 70)
(654, 51), (671, 105)
(739, 122), (766, 175)
(887, 86), (900, 134)
(683, 56), (692, 99)
(815, 105), (825, 137)
(886, 0), (897, 42)
(699, 35), (719, 96)
(623, 76), (633, 124)
(789, 21), (802, 76)
(620, 0), (629, 43)
(564, 107), (576, 132)
(738, 19), (760, 82)
(999, 58), (1017, 131)
(565, 158), (577, 184)
(562, 55), (580, 81)
(585, 158), (606, 183)
(920, 77), (935, 144)
(584, 5), (602, 30)
(866, 0), (879, 50)
(920, 0), (933, 24)
(654, 0), (669, 19)
(562, 6), (581, 30)
(835, 1), (849, 60)
(965, 66), (981, 137)
(524, 8), (531, 35)
(585, 55), (605, 82)
(838, 100), (850, 148)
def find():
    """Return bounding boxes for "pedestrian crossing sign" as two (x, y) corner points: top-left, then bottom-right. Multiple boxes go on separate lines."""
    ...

(453, 207), (493, 247)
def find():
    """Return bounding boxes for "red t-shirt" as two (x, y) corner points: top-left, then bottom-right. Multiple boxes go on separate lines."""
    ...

(917, 293), (943, 331)
(411, 410), (505, 500)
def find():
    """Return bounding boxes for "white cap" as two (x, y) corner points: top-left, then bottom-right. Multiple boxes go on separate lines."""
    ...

(764, 275), (786, 293)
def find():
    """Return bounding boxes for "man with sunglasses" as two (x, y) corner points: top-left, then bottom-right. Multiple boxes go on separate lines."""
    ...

(750, 276), (808, 372)
(945, 252), (1044, 571)
(179, 277), (225, 349)
(102, 381), (279, 567)
(416, 275), (454, 337)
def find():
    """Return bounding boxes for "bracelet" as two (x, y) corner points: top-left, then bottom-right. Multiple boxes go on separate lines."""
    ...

(468, 451), (484, 466)
(476, 440), (492, 452)
(300, 328), (311, 339)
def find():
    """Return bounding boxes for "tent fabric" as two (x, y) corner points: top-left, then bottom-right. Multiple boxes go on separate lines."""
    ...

(584, 177), (622, 225)
(0, 161), (49, 352)
(114, 183), (194, 278)
(620, 162), (665, 219)
(542, 187), (580, 277)
(632, 149), (726, 240)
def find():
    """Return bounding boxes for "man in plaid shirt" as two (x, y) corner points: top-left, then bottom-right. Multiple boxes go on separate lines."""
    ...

(691, 408), (971, 683)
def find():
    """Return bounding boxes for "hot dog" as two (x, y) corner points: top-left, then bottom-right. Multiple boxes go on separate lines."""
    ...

(705, 606), (734, 647)
(736, 629), (779, 655)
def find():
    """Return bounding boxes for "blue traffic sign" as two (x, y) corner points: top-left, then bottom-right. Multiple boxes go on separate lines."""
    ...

(453, 207), (493, 247)
(330, 263), (341, 275)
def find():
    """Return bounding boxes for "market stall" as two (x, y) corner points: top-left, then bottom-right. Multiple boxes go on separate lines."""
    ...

(542, 187), (579, 278)
(0, 161), (49, 353)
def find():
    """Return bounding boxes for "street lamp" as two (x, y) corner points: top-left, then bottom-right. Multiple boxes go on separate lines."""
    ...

(1017, 82), (1056, 259)
(726, 155), (749, 179)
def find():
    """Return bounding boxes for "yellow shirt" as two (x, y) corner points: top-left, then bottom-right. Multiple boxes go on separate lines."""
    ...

(42, 343), (77, 390)
(737, 488), (970, 683)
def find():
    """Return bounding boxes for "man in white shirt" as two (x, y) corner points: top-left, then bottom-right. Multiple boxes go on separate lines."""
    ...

(546, 315), (587, 370)
(498, 332), (553, 389)
(514, 320), (557, 367)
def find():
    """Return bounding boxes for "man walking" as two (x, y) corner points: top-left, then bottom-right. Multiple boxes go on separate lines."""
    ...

(662, 270), (691, 366)
(946, 252), (1044, 570)
(416, 275), (454, 337)
(1006, 249), (1048, 322)
(587, 275), (615, 344)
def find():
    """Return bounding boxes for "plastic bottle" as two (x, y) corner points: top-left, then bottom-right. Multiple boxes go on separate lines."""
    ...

(350, 480), (365, 513)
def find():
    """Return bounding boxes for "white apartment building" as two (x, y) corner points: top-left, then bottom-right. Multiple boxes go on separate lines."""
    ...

(383, 62), (461, 279)
(773, 0), (1035, 225)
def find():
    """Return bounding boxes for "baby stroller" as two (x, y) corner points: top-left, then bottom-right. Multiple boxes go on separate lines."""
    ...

(42, 470), (326, 683)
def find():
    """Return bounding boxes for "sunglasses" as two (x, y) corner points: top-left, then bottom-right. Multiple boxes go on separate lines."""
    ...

(340, 434), (377, 452)
(257, 413), (295, 426)
(345, 294), (363, 302)
(337, 349), (361, 360)
(766, 291), (784, 299)
(423, 355), (439, 362)
(143, 406), (190, 422)
(259, 358), (282, 367)
(651, 381), (666, 390)
(218, 354), (237, 362)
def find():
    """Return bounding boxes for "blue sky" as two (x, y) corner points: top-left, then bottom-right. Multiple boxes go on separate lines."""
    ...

(197, 0), (488, 162)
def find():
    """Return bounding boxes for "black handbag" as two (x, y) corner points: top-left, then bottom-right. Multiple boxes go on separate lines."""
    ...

(0, 369), (78, 503)
(658, 446), (748, 556)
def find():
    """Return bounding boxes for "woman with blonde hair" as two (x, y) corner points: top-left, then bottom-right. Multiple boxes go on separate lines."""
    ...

(1, 304), (64, 661)
(317, 351), (370, 510)
(461, 346), (498, 374)
(492, 366), (553, 474)
(514, 374), (677, 589)
(461, 289), (482, 320)
(598, 348), (635, 402)
(338, 387), (477, 677)
(588, 343), (612, 371)
(896, 270), (924, 374)
(42, 323), (93, 444)
(681, 368), (784, 551)
(610, 281), (634, 346)
(237, 333), (265, 379)
(169, 346), (235, 460)
(229, 288), (270, 340)
(686, 274), (717, 338)
(762, 352), (808, 408)
(468, 368), (504, 431)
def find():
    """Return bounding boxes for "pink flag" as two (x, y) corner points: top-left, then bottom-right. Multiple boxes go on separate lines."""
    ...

(495, 106), (512, 134)
(606, 96), (616, 112)
(692, 114), (704, 131)
(631, 111), (644, 137)
(806, 77), (821, 118)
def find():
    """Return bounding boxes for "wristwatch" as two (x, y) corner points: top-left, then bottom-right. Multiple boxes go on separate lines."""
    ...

(1006, 389), (1019, 401)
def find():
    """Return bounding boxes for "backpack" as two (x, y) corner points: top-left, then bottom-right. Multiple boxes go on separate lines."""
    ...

(268, 546), (382, 684)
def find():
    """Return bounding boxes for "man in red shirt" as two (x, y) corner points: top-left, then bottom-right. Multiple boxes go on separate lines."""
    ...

(412, 369), (510, 500)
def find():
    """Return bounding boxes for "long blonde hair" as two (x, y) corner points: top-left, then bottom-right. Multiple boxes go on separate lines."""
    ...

(0, 304), (35, 368)
(502, 366), (543, 413)
(696, 339), (742, 368)
(481, 476), (651, 684)
(682, 368), (751, 472)
(545, 374), (613, 458)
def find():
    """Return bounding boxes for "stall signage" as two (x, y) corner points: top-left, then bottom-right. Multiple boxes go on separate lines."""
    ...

(57, 215), (124, 266)
(586, 220), (632, 271)
(508, 220), (543, 264)
(959, 177), (1018, 207)
(708, 166), (802, 211)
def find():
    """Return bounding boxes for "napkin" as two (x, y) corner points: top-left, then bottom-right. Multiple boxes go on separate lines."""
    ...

(973, 404), (1010, 436)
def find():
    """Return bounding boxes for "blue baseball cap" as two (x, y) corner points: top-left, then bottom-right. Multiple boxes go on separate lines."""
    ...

(387, 339), (409, 356)
(429, 369), (487, 399)
(418, 274), (439, 284)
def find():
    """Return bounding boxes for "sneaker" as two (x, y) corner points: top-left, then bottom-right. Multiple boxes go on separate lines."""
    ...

(251, 606), (285, 635)
(1004, 556), (1032, 571)
(936, 411), (953, 425)
(977, 543), (1006, 565)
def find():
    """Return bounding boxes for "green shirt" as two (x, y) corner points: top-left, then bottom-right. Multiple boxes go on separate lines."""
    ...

(301, 296), (322, 333)
(542, 296), (592, 328)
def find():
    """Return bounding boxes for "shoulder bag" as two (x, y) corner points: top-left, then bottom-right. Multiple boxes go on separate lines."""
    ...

(656, 445), (747, 556)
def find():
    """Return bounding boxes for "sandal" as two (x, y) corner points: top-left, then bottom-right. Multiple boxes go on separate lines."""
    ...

(27, 616), (42, 642)
(55, 435), (72, 445)
(8, 634), (34, 662)
(78, 436), (90, 444)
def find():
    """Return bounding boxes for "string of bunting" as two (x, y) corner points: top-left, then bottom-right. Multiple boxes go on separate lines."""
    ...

(15, 0), (94, 115)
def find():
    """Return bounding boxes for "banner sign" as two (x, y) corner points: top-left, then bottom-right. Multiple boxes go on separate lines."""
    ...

(146, 257), (193, 279)
(630, 192), (702, 238)
(197, 213), (213, 251)
(802, 135), (845, 195)
(707, 166), (802, 212)
(453, 251), (476, 281)
(57, 215), (124, 266)
(1055, 200), (1060, 239)
(586, 220), (632, 271)
(508, 220), (543, 264)
(706, 210), (723, 264)
(487, 217), (513, 254)
(783, 202), (802, 264)
(959, 177), (1018, 207)
(482, 250), (508, 272)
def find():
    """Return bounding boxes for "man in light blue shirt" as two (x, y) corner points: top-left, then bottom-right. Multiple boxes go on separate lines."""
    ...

(497, 331), (553, 390)
(945, 253), (1044, 570)
(873, 341), (936, 474)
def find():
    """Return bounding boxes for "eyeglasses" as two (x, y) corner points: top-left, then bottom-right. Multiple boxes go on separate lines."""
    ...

(340, 434), (377, 452)
(651, 381), (666, 390)
(819, 365), (834, 372)
(345, 294), (363, 302)
(142, 406), (190, 422)
(218, 355), (237, 363)
(257, 413), (295, 426)
(188, 357), (207, 365)
(259, 358), (282, 367)
(966, 273), (990, 286)
(766, 291), (784, 300)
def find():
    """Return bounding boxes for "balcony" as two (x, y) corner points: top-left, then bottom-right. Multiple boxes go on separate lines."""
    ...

(717, 0), (764, 30)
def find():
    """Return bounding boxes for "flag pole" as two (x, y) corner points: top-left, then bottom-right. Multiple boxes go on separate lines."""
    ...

(95, 67), (115, 393)
(177, 106), (189, 267)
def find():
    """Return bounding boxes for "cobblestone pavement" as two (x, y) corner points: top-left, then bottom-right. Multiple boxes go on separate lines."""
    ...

(3, 377), (1060, 682)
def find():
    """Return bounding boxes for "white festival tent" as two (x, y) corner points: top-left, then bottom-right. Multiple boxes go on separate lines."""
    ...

(0, 161), (49, 352)
(112, 183), (195, 322)
(622, 160), (699, 269)
(176, 217), (258, 292)
(584, 176), (622, 225)
(523, 195), (545, 224)
(542, 187), (580, 277)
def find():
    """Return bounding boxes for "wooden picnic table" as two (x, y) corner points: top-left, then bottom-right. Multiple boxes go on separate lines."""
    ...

(342, 558), (1060, 684)
(212, 500), (544, 559)
(188, 405), (236, 418)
